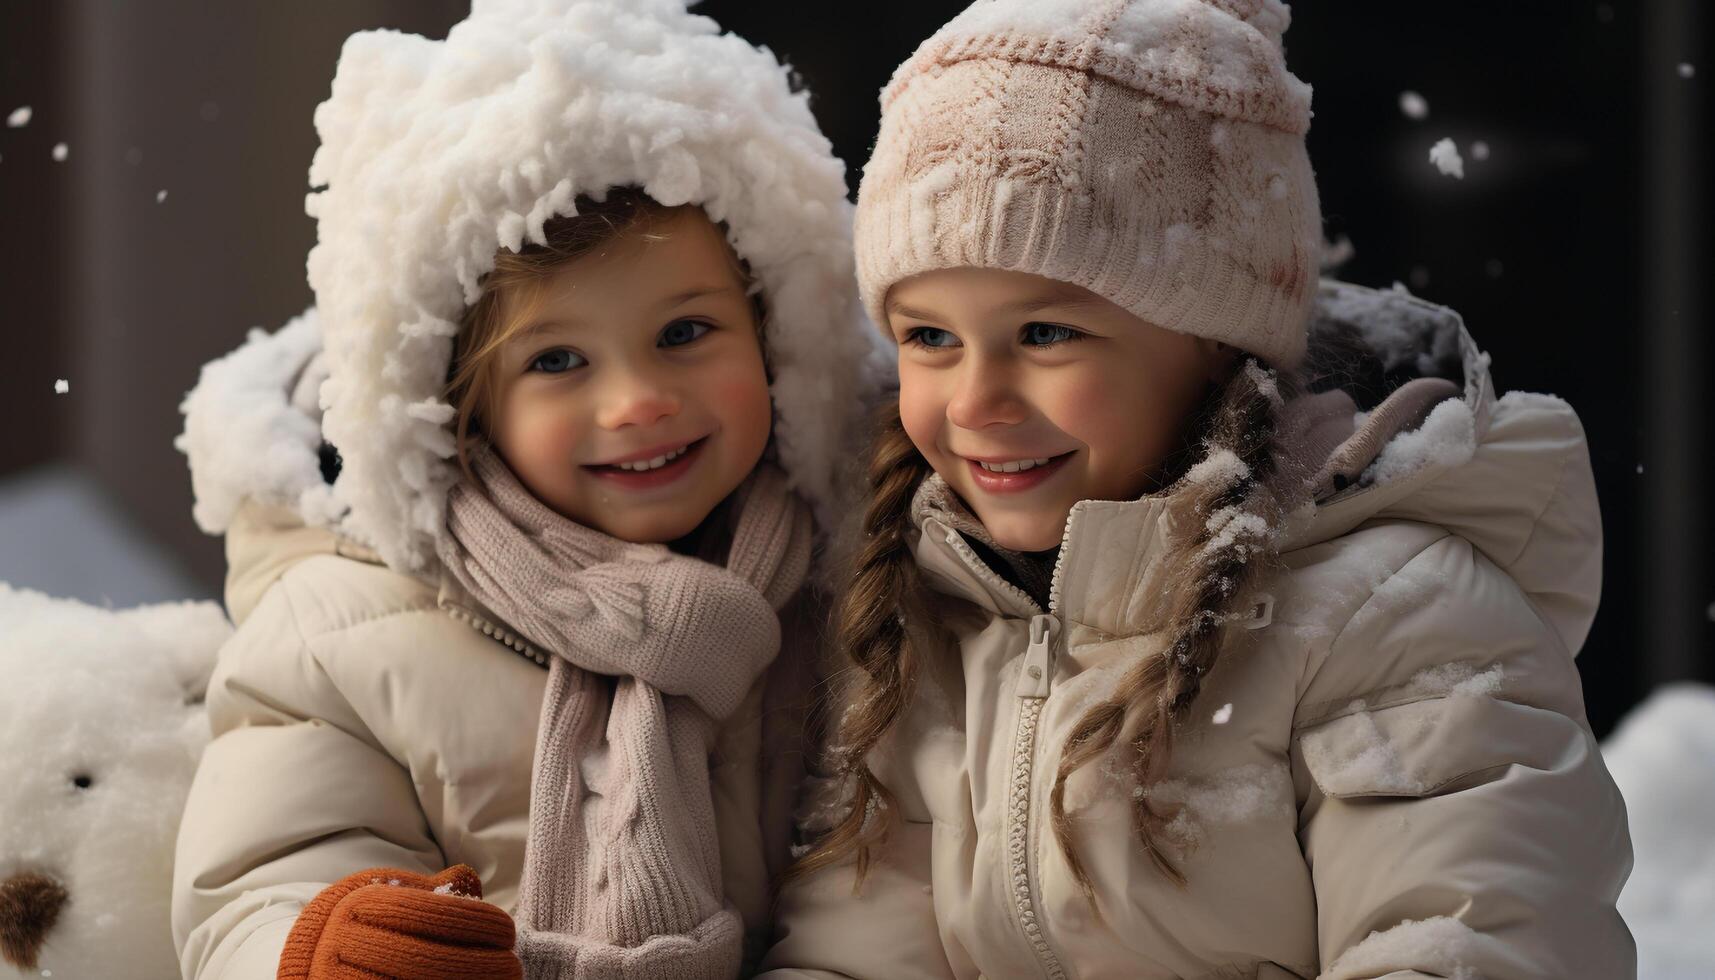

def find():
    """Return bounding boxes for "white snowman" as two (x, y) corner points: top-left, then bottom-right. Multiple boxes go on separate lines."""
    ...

(0, 584), (230, 979)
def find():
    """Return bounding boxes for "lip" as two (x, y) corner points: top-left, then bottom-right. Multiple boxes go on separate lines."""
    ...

(962, 451), (1074, 494)
(584, 437), (708, 490)
(590, 437), (705, 467)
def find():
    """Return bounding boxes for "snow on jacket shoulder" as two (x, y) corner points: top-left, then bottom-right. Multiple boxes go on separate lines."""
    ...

(763, 280), (1633, 980)
(171, 322), (824, 980)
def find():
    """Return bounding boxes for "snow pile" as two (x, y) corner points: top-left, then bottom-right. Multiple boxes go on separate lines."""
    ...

(1301, 663), (1504, 797)
(0, 584), (229, 979)
(1601, 683), (1715, 979)
(1428, 137), (1464, 178)
(302, 0), (877, 572)
(1322, 915), (1480, 979)
(1141, 762), (1295, 853)
(1364, 398), (1478, 486)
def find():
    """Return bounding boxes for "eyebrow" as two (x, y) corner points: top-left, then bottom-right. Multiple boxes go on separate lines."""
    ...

(510, 282), (741, 341)
(887, 290), (1104, 323)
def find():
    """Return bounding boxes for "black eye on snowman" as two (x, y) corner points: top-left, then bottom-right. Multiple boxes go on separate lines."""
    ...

(71, 773), (94, 790)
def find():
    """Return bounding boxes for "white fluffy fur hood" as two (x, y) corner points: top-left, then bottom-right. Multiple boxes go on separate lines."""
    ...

(180, 0), (883, 574)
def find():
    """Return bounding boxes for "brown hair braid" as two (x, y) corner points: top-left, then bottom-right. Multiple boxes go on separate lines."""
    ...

(1049, 355), (1296, 907)
(786, 401), (937, 886)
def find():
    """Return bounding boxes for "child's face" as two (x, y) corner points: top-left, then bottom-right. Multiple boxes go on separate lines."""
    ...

(488, 209), (773, 543)
(888, 267), (1232, 553)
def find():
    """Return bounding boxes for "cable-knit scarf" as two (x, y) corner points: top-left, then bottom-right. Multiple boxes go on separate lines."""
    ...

(437, 448), (813, 980)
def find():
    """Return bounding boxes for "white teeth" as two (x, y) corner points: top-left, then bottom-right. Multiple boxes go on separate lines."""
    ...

(978, 456), (1054, 474)
(612, 445), (689, 471)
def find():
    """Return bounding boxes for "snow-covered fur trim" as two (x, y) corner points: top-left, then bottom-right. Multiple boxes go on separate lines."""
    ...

(175, 310), (344, 536)
(301, 0), (879, 572)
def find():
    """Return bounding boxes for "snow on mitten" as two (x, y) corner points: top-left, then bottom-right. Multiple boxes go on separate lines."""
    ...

(277, 865), (521, 980)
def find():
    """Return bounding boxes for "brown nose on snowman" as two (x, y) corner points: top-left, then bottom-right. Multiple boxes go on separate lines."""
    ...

(0, 584), (229, 979)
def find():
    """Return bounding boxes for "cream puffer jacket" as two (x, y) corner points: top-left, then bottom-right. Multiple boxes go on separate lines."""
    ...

(168, 316), (834, 979)
(762, 281), (1633, 980)
(171, 501), (825, 979)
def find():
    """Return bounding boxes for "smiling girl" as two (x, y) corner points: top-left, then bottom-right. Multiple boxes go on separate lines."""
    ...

(170, 3), (874, 978)
(764, 1), (1633, 977)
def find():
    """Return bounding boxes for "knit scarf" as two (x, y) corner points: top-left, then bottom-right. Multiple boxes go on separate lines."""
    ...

(437, 448), (813, 979)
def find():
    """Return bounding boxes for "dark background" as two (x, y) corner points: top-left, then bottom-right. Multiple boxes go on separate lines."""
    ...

(0, 1), (1708, 738)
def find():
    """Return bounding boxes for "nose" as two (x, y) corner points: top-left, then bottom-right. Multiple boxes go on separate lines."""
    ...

(0, 870), (68, 970)
(945, 355), (1029, 430)
(593, 364), (682, 431)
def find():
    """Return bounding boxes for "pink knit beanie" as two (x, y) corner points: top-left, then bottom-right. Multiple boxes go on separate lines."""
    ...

(855, 0), (1323, 368)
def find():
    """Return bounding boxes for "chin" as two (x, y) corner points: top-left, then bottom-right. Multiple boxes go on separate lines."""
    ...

(979, 510), (1070, 553)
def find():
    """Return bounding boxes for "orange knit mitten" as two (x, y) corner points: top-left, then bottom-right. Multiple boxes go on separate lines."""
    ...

(277, 866), (522, 980)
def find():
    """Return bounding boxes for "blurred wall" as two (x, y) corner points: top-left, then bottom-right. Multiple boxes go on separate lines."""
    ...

(57, 0), (466, 589)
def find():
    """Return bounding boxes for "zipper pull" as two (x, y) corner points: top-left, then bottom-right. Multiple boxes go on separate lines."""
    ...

(1018, 614), (1058, 698)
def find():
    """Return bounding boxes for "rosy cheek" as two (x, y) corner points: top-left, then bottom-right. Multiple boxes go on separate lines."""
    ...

(896, 369), (944, 462)
(500, 389), (586, 465)
(712, 374), (772, 440)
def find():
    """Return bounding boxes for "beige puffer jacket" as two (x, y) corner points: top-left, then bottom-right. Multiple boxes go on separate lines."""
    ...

(763, 281), (1633, 980)
(168, 320), (833, 979)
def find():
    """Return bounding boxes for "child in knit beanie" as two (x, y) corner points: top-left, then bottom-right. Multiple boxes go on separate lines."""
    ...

(766, 1), (1633, 977)
(171, 2), (878, 978)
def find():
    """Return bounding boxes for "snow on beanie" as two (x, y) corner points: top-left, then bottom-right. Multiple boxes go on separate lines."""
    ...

(855, 0), (1323, 368)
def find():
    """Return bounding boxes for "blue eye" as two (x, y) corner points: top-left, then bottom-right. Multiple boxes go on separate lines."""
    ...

(659, 320), (711, 348)
(906, 327), (960, 349)
(1022, 322), (1083, 347)
(529, 349), (585, 373)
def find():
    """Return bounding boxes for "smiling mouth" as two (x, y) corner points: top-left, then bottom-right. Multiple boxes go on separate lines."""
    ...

(586, 437), (705, 473)
(962, 450), (1075, 492)
(964, 450), (1075, 472)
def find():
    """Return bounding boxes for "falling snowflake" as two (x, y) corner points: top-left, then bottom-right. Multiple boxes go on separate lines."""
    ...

(51, 142), (68, 162)
(1409, 266), (1431, 290)
(6, 105), (30, 128)
(1470, 140), (1490, 162)
(1398, 91), (1429, 120)
(1429, 138), (1464, 178)
(1486, 259), (1504, 278)
(156, 189), (168, 204)
(1706, 600), (1715, 623)
(54, 379), (69, 394)
(1679, 63), (1697, 80)
(1212, 703), (1233, 725)
(1636, 464), (1645, 475)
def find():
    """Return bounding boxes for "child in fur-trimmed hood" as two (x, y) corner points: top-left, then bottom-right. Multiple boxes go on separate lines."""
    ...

(171, 2), (881, 977)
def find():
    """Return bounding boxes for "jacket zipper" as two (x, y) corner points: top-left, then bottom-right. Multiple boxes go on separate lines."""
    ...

(1008, 613), (1067, 979)
(932, 513), (1077, 978)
